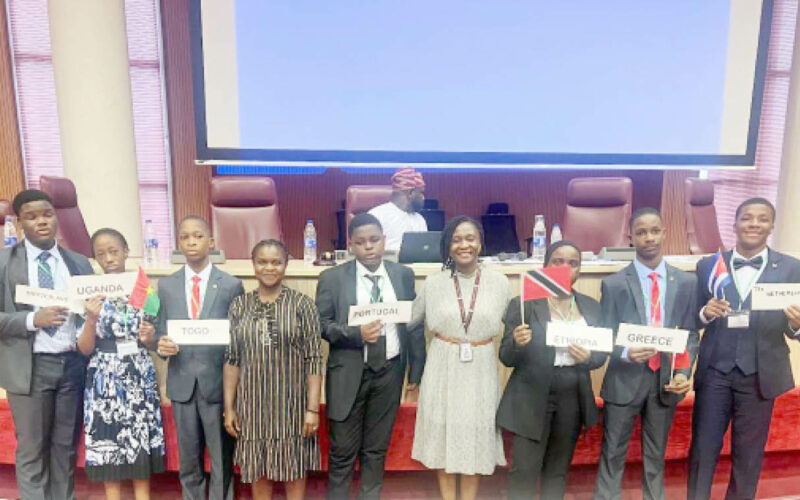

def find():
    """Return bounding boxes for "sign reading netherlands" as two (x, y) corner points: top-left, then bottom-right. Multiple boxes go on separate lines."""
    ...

(751, 283), (800, 311)
(615, 323), (689, 354)
(348, 301), (413, 327)
(546, 321), (614, 352)
(168, 319), (231, 345)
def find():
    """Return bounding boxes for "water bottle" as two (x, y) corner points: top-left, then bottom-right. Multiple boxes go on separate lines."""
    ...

(532, 214), (546, 261)
(303, 219), (317, 265)
(3, 216), (17, 247)
(551, 223), (563, 244)
(143, 219), (159, 268)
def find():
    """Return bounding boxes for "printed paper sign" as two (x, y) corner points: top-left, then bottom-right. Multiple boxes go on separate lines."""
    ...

(68, 272), (138, 302)
(546, 321), (614, 352)
(348, 301), (413, 327)
(168, 319), (231, 345)
(15, 285), (77, 311)
(616, 323), (689, 354)
(751, 283), (800, 311)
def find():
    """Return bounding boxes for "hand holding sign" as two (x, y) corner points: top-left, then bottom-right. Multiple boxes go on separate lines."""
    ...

(361, 321), (383, 343)
(157, 336), (179, 357)
(785, 304), (800, 331)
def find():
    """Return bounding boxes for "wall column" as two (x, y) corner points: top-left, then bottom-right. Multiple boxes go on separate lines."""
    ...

(775, 14), (800, 253)
(47, 0), (143, 255)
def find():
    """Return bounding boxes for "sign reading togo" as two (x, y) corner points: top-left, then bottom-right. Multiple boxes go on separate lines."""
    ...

(615, 323), (689, 353)
(545, 321), (614, 352)
(348, 301), (413, 327)
(167, 319), (231, 345)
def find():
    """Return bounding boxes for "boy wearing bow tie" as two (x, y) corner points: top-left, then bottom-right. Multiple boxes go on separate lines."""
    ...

(688, 198), (800, 500)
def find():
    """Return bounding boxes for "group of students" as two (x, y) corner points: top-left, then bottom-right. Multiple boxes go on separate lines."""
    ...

(1, 188), (799, 500)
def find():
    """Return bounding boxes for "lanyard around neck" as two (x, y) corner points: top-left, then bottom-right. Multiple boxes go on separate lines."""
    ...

(454, 267), (481, 334)
(731, 254), (766, 308)
(359, 273), (383, 303)
(549, 295), (576, 322)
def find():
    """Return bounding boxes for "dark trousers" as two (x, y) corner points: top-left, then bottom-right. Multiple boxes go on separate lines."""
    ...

(172, 383), (234, 500)
(688, 368), (774, 500)
(508, 366), (582, 500)
(7, 352), (86, 500)
(327, 358), (404, 500)
(594, 369), (676, 500)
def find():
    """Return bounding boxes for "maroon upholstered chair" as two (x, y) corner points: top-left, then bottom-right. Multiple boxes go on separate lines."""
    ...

(39, 176), (93, 257)
(210, 176), (284, 260)
(562, 177), (633, 254)
(344, 185), (392, 246)
(685, 177), (724, 255)
(0, 200), (13, 249)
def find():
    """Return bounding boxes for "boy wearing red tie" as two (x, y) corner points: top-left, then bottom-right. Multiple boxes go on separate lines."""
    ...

(156, 217), (244, 500)
(594, 208), (699, 500)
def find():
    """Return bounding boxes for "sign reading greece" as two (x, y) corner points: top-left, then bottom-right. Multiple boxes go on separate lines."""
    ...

(68, 272), (138, 302)
(615, 323), (689, 354)
(545, 321), (614, 352)
(15, 284), (78, 312)
(168, 319), (231, 345)
(751, 283), (800, 311)
(348, 301), (413, 327)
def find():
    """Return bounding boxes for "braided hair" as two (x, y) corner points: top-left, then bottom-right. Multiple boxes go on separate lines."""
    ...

(440, 216), (484, 276)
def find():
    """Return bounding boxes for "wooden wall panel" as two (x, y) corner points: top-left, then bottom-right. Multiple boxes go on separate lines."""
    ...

(160, 0), (210, 236)
(0, 0), (26, 200)
(660, 170), (697, 255)
(263, 169), (665, 257)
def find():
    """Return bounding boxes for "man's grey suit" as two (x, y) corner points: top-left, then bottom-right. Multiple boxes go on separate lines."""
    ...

(156, 266), (244, 500)
(594, 262), (699, 500)
(0, 242), (93, 500)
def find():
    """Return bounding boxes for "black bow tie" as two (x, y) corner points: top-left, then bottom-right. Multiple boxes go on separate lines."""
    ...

(732, 256), (764, 270)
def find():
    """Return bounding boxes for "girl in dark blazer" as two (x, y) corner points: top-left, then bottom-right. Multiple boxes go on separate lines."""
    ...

(497, 241), (608, 499)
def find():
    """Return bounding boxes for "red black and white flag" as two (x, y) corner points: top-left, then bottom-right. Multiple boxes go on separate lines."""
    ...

(521, 266), (572, 301)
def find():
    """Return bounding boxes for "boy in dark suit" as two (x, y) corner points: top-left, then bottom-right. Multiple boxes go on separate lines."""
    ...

(156, 216), (244, 500)
(594, 208), (699, 500)
(688, 198), (800, 500)
(316, 213), (426, 500)
(0, 189), (94, 500)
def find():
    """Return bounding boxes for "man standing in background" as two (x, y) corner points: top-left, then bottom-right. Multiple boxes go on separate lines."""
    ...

(369, 167), (427, 252)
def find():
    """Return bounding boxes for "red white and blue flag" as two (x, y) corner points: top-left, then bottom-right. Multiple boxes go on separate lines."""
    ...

(706, 250), (732, 300)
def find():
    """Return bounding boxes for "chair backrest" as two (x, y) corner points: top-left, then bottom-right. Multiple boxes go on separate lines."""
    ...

(685, 177), (724, 254)
(481, 214), (521, 255)
(210, 176), (283, 259)
(562, 177), (633, 254)
(344, 185), (392, 245)
(39, 176), (93, 257)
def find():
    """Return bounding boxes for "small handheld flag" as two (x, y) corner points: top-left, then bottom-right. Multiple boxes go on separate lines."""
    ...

(706, 250), (732, 301)
(128, 267), (160, 317)
(521, 266), (572, 302)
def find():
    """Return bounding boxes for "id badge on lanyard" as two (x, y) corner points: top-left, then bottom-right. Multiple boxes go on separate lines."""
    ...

(728, 261), (762, 329)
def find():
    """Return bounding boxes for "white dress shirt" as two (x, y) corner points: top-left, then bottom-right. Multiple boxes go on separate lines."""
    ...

(185, 263), (213, 319)
(355, 260), (400, 361)
(368, 201), (427, 252)
(699, 247), (769, 325)
(24, 239), (78, 353)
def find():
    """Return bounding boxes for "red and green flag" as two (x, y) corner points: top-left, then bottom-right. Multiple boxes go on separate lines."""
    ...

(128, 267), (160, 316)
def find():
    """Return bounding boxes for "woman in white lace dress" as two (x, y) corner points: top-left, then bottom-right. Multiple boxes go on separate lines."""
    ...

(411, 216), (511, 500)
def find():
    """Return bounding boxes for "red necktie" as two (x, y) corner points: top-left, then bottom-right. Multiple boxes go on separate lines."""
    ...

(648, 272), (662, 372)
(191, 275), (201, 320)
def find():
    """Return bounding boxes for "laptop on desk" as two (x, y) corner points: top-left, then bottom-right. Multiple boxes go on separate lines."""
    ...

(398, 231), (442, 263)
